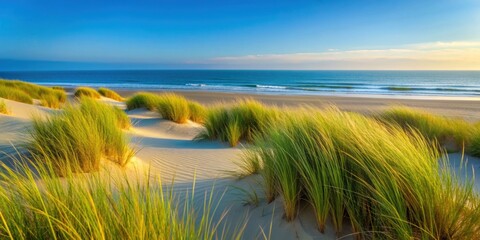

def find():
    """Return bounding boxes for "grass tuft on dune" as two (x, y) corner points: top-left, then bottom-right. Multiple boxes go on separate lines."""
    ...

(28, 99), (133, 174)
(0, 87), (33, 104)
(379, 106), (475, 152)
(0, 100), (10, 114)
(126, 92), (207, 123)
(156, 93), (191, 123)
(0, 161), (245, 240)
(126, 92), (162, 110)
(74, 87), (101, 99)
(188, 101), (207, 123)
(98, 87), (124, 101)
(470, 125), (480, 157)
(197, 99), (281, 147)
(0, 79), (66, 108)
(244, 107), (480, 238)
(51, 86), (65, 91)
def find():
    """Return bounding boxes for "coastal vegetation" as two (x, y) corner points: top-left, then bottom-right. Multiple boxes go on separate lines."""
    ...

(196, 100), (281, 147)
(126, 92), (162, 110)
(126, 92), (206, 123)
(0, 162), (244, 240)
(74, 87), (101, 99)
(242, 107), (480, 239)
(188, 101), (207, 123)
(51, 86), (65, 91)
(28, 99), (133, 174)
(98, 87), (124, 101)
(0, 100), (9, 114)
(379, 106), (477, 155)
(0, 87), (33, 104)
(0, 79), (66, 108)
(156, 93), (191, 123)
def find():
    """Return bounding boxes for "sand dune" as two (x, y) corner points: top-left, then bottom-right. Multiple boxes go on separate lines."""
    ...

(1, 96), (479, 239)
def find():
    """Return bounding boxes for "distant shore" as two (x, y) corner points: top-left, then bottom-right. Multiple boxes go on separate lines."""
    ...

(111, 89), (480, 122)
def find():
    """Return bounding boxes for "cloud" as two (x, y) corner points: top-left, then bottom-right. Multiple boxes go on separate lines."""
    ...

(209, 41), (480, 70)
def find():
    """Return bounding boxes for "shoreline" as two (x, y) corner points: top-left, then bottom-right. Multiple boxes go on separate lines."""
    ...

(111, 89), (480, 122)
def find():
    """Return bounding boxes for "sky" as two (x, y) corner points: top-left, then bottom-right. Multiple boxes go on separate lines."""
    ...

(0, 0), (479, 70)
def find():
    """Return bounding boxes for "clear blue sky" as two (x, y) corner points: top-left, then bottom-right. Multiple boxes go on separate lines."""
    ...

(1, 0), (479, 70)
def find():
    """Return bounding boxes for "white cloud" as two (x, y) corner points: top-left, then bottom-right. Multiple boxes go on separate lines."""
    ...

(209, 41), (480, 70)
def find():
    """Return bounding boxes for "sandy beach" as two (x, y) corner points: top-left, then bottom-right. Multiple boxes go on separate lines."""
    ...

(1, 88), (480, 239)
(114, 90), (480, 122)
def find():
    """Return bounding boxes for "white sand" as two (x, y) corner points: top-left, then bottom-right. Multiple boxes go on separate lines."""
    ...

(1, 96), (479, 239)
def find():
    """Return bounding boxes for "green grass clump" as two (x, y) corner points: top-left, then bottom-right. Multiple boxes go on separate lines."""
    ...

(0, 100), (10, 114)
(28, 99), (133, 174)
(126, 92), (207, 124)
(0, 87), (33, 104)
(98, 87), (124, 101)
(0, 79), (66, 108)
(126, 92), (162, 110)
(0, 161), (245, 239)
(157, 94), (191, 123)
(51, 86), (65, 91)
(188, 101), (207, 123)
(245, 107), (480, 238)
(379, 106), (473, 151)
(470, 125), (480, 157)
(197, 99), (281, 147)
(74, 87), (101, 99)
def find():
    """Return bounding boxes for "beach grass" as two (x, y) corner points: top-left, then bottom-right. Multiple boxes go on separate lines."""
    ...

(0, 100), (9, 114)
(379, 106), (473, 151)
(126, 92), (162, 110)
(51, 86), (65, 91)
(98, 87), (124, 101)
(0, 79), (66, 108)
(0, 87), (33, 104)
(74, 87), (101, 99)
(28, 99), (133, 174)
(243, 107), (480, 238)
(156, 93), (191, 123)
(0, 160), (245, 240)
(188, 101), (207, 123)
(196, 99), (281, 147)
(470, 125), (480, 157)
(126, 92), (207, 123)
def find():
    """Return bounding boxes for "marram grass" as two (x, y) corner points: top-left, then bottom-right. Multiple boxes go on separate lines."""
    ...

(126, 92), (162, 111)
(196, 99), (281, 147)
(0, 86), (33, 104)
(126, 92), (207, 123)
(28, 99), (133, 174)
(156, 93), (190, 123)
(379, 106), (473, 151)
(0, 160), (245, 240)
(98, 87), (123, 101)
(74, 87), (101, 99)
(470, 125), (480, 157)
(0, 79), (66, 108)
(188, 101), (207, 123)
(244, 107), (480, 239)
(0, 100), (10, 114)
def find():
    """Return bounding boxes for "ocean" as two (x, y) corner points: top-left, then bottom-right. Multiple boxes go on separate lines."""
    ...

(0, 70), (479, 97)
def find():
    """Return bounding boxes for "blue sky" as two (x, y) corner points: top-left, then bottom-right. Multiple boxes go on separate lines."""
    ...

(1, 0), (479, 70)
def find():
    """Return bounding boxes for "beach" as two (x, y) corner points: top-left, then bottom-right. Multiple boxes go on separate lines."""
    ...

(1, 83), (480, 239)
(116, 89), (480, 122)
